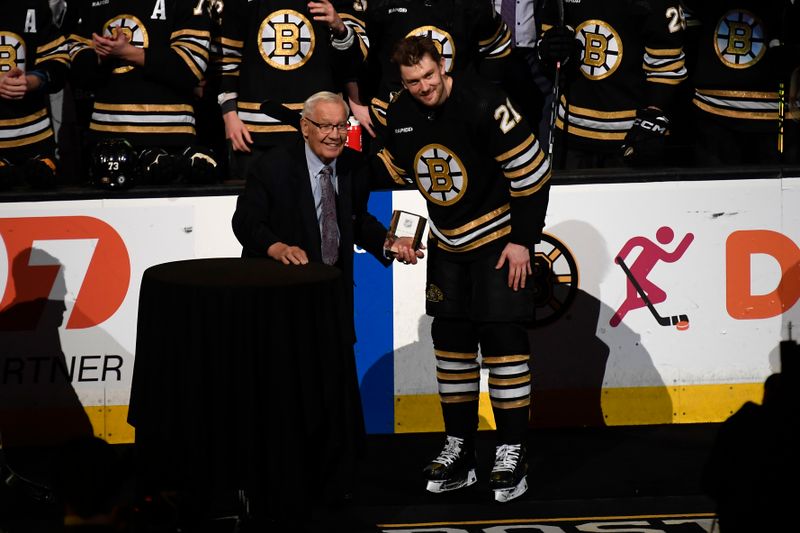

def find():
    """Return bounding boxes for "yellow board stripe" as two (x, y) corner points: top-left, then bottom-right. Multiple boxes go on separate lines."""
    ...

(84, 404), (134, 444)
(79, 382), (766, 444)
(395, 382), (764, 433)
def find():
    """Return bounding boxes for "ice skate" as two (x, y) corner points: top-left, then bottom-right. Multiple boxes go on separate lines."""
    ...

(422, 435), (477, 493)
(489, 443), (528, 503)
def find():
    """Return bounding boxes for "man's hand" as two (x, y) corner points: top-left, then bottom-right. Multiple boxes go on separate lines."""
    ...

(495, 242), (531, 291)
(268, 242), (309, 265)
(348, 98), (376, 138)
(0, 68), (28, 99)
(384, 236), (425, 264)
(93, 28), (145, 66)
(308, 0), (346, 37)
(223, 111), (254, 153)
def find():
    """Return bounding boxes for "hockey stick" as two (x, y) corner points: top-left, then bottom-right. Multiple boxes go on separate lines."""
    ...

(616, 256), (689, 329)
(778, 81), (785, 157)
(259, 99), (302, 130)
(546, 0), (566, 159)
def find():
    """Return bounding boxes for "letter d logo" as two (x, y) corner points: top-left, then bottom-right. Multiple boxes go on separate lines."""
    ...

(727, 230), (800, 319)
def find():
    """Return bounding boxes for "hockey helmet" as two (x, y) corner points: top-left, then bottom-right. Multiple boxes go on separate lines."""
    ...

(91, 138), (137, 189)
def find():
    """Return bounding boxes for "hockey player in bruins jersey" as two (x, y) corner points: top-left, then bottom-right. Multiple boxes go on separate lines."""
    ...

(0, 0), (70, 188)
(683, 0), (797, 165)
(538, 0), (687, 169)
(352, 0), (512, 146)
(215, 0), (365, 180)
(375, 36), (550, 503)
(68, 0), (211, 151)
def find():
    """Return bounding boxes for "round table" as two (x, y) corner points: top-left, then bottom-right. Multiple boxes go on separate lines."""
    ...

(128, 258), (364, 516)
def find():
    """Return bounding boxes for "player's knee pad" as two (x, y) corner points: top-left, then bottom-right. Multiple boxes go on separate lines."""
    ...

(478, 322), (530, 356)
(431, 317), (479, 353)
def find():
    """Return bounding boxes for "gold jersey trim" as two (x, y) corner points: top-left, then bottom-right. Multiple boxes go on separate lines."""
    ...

(89, 124), (196, 134)
(0, 128), (53, 149)
(238, 101), (302, 110)
(504, 149), (545, 179)
(246, 124), (298, 133)
(435, 350), (478, 360)
(696, 89), (778, 100)
(171, 29), (211, 40)
(377, 149), (406, 185)
(488, 375), (531, 387)
(94, 103), (194, 113)
(495, 134), (534, 162)
(644, 46), (683, 57)
(217, 36), (244, 48)
(491, 397), (530, 409)
(692, 99), (776, 120)
(560, 96), (636, 119)
(36, 36), (66, 54)
(555, 117), (628, 140)
(510, 171), (551, 197)
(482, 354), (529, 365)
(441, 394), (480, 403)
(437, 204), (510, 237)
(436, 226), (511, 253)
(0, 108), (47, 126)
(172, 47), (203, 80)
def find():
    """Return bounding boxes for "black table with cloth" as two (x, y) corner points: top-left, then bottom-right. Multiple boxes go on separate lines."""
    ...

(128, 258), (366, 517)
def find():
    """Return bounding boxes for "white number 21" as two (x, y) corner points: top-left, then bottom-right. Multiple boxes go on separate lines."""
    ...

(494, 98), (522, 133)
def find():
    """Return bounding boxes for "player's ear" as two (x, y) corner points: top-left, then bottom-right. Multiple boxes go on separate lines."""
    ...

(299, 116), (310, 140)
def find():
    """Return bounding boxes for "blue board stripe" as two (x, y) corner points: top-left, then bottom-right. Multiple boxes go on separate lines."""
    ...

(354, 190), (394, 434)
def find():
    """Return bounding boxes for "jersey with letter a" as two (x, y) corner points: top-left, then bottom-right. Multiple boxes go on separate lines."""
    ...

(0, 0), (69, 159)
(377, 72), (550, 259)
(540, 0), (687, 152)
(68, 0), (211, 147)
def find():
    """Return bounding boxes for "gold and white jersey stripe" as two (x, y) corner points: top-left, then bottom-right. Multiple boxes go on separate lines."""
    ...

(89, 103), (196, 135)
(643, 46), (687, 85)
(693, 89), (779, 121)
(171, 29), (211, 81)
(0, 109), (53, 149)
(555, 96), (636, 141)
(495, 134), (550, 198)
(237, 101), (301, 133)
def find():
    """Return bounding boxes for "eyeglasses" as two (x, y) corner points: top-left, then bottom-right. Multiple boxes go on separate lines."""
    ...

(304, 116), (349, 135)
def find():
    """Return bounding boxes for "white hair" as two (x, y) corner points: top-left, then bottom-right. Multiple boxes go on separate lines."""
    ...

(301, 91), (350, 119)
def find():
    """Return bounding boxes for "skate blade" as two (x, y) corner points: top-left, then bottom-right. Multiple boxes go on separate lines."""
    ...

(425, 468), (477, 493)
(493, 476), (528, 503)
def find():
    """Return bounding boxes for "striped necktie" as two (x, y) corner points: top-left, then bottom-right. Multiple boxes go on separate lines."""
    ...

(319, 165), (339, 265)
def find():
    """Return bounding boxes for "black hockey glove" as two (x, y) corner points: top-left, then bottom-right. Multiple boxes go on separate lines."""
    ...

(537, 26), (578, 66)
(24, 155), (57, 189)
(621, 108), (670, 167)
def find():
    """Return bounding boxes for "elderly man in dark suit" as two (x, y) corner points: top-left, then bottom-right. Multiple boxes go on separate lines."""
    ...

(231, 91), (422, 528)
(232, 91), (422, 337)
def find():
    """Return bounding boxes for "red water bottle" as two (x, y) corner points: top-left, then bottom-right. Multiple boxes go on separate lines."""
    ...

(346, 116), (362, 152)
